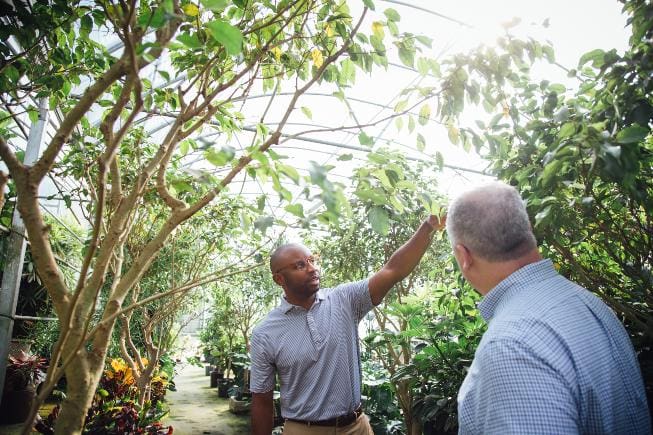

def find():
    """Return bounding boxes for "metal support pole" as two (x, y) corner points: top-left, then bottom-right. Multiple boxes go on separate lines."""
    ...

(0, 97), (48, 405)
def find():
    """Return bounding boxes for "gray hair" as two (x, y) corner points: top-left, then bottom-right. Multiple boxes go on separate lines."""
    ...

(446, 182), (537, 262)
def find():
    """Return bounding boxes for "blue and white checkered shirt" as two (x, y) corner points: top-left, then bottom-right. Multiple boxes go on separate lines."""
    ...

(250, 279), (373, 420)
(458, 259), (650, 434)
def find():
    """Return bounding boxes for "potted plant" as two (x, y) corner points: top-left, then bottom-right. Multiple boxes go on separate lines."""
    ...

(228, 384), (251, 414)
(0, 350), (48, 424)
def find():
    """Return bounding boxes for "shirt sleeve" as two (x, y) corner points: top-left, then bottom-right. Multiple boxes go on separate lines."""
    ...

(249, 328), (275, 393)
(458, 337), (579, 435)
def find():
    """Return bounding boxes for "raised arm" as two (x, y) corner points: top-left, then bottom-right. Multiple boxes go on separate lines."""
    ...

(251, 390), (274, 435)
(368, 215), (445, 305)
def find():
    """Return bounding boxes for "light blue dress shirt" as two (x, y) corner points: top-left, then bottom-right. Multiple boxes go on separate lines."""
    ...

(250, 279), (373, 421)
(458, 259), (650, 434)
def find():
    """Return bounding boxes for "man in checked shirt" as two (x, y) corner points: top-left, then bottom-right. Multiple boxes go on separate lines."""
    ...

(250, 214), (446, 434)
(448, 182), (649, 434)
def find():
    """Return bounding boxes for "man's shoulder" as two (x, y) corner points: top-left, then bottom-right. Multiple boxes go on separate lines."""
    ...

(252, 306), (286, 337)
(323, 279), (369, 295)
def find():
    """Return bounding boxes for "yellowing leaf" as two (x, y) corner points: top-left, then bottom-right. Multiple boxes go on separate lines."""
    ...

(311, 48), (324, 68)
(325, 22), (335, 38)
(447, 125), (460, 144)
(271, 46), (282, 61)
(182, 3), (200, 16)
(372, 21), (384, 39)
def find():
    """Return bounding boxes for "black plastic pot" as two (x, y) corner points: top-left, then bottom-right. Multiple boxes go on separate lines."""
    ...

(217, 379), (230, 398)
(209, 369), (224, 388)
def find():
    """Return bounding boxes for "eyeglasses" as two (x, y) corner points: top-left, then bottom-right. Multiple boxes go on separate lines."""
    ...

(274, 256), (319, 274)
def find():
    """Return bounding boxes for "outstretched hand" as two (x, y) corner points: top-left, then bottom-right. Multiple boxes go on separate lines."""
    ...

(426, 214), (447, 232)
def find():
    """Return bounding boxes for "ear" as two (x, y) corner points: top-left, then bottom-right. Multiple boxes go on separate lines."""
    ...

(454, 244), (472, 271)
(272, 272), (284, 287)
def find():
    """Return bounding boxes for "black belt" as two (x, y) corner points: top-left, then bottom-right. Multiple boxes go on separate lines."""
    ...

(285, 405), (363, 427)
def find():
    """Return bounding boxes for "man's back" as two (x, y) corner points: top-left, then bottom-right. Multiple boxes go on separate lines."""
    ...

(458, 260), (650, 434)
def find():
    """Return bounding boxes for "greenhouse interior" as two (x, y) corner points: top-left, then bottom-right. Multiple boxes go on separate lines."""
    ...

(0, 0), (651, 434)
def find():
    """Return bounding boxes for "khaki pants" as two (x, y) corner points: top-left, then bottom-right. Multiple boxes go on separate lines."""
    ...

(282, 413), (374, 435)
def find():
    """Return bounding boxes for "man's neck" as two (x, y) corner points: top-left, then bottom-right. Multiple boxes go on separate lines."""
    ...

(477, 249), (543, 295)
(284, 291), (317, 310)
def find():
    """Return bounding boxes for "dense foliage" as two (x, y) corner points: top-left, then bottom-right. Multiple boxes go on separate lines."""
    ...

(445, 0), (652, 408)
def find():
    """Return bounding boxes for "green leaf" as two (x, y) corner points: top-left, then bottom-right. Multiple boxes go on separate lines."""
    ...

(367, 152), (388, 164)
(277, 163), (300, 184)
(206, 19), (244, 55)
(394, 100), (408, 113)
(284, 203), (305, 218)
(301, 106), (312, 119)
(389, 195), (405, 213)
(5, 65), (19, 84)
(447, 125), (459, 144)
(205, 146), (236, 166)
(338, 153), (353, 161)
(435, 151), (444, 169)
(177, 32), (202, 49)
(368, 206), (390, 235)
(363, 0), (375, 10)
(80, 14), (93, 36)
(418, 104), (431, 125)
(578, 48), (605, 68)
(616, 124), (648, 144)
(415, 35), (433, 48)
(372, 169), (393, 188)
(540, 160), (562, 187)
(149, 7), (166, 29)
(416, 133), (426, 151)
(558, 122), (576, 139)
(200, 0), (228, 12)
(384, 8), (400, 22)
(179, 141), (190, 156)
(358, 131), (374, 146)
(28, 108), (38, 124)
(340, 58), (356, 84)
(395, 117), (403, 131)
(398, 46), (414, 67)
(386, 20), (399, 36)
(416, 57), (430, 76)
(548, 83), (566, 94)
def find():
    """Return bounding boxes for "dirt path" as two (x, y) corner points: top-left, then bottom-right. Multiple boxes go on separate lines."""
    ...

(164, 363), (250, 435)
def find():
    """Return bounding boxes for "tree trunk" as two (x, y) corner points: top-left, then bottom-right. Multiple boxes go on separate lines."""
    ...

(53, 355), (103, 435)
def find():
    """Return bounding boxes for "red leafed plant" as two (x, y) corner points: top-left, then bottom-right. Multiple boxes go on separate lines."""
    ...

(5, 351), (48, 390)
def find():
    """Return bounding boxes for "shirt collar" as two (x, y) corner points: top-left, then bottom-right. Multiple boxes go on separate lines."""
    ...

(478, 259), (556, 322)
(280, 290), (326, 313)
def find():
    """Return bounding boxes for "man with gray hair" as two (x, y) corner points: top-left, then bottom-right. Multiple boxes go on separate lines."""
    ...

(447, 181), (649, 434)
